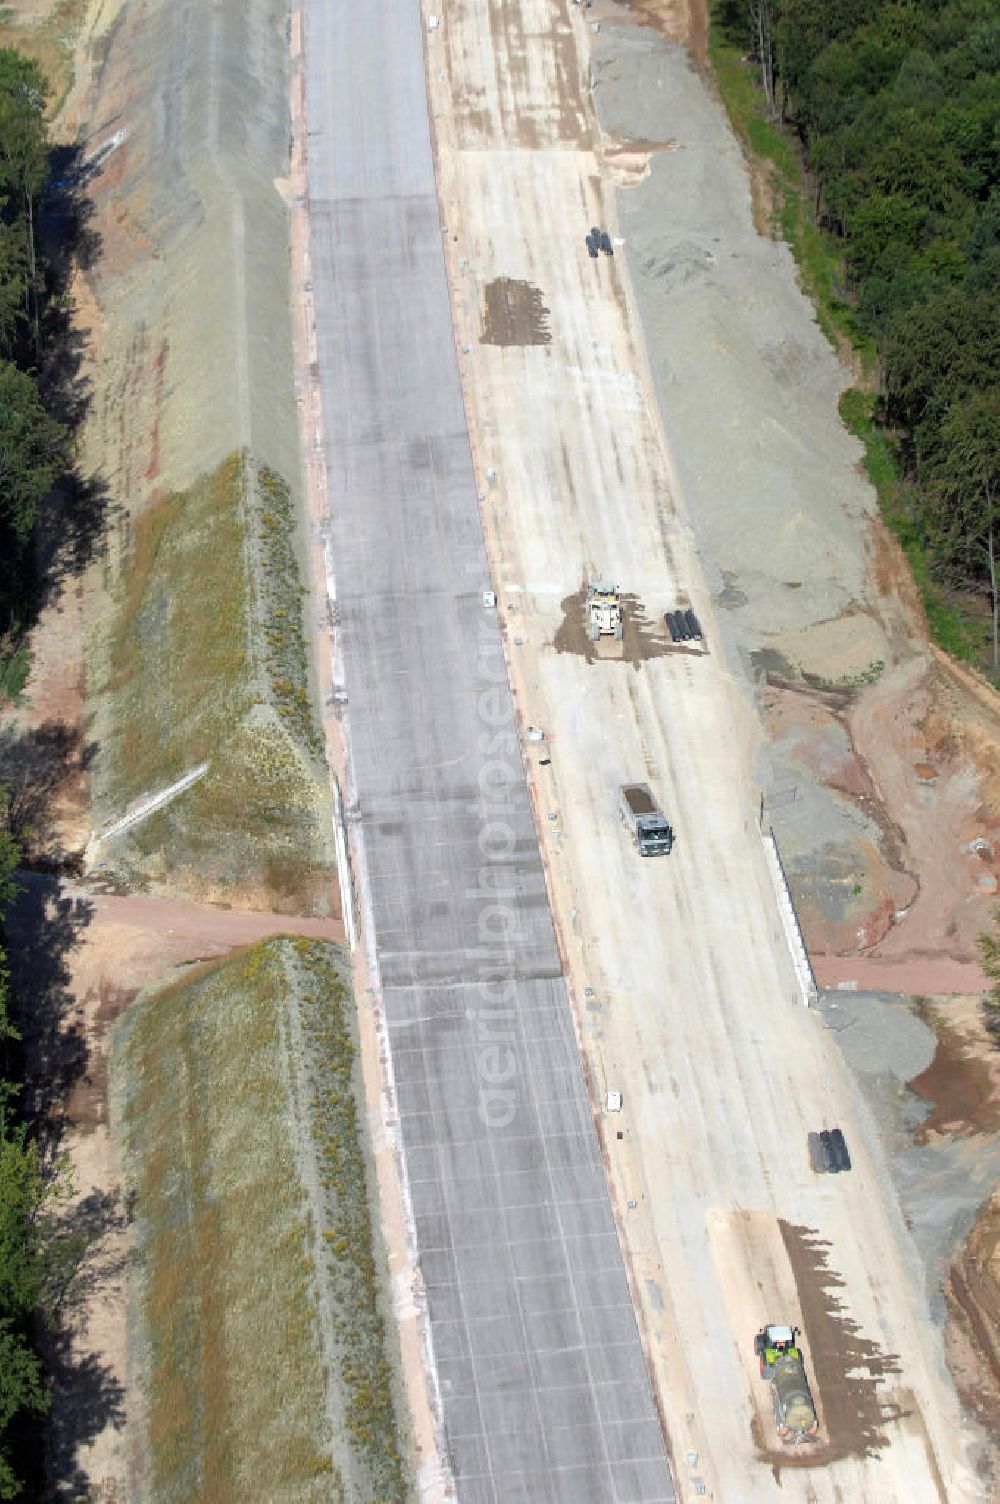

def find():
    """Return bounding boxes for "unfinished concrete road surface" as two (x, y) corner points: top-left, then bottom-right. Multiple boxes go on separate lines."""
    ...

(424, 0), (982, 1500)
(302, 2), (674, 1501)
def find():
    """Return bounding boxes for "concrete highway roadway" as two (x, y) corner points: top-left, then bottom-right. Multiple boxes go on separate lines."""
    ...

(302, 1), (675, 1500)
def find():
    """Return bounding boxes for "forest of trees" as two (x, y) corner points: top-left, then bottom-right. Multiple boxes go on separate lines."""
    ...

(0, 807), (49, 1500)
(0, 51), (69, 1498)
(720, 0), (1000, 664)
(0, 48), (64, 650)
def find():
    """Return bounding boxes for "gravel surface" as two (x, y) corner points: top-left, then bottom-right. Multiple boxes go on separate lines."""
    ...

(819, 989), (936, 1083)
(819, 990), (1000, 1320)
(592, 25), (892, 671)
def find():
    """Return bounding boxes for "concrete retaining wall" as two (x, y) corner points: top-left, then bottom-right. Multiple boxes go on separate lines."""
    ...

(762, 826), (819, 1007)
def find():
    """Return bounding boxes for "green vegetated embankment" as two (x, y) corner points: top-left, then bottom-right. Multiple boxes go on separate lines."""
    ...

(113, 937), (408, 1504)
(73, 0), (330, 908)
(710, 0), (1000, 674)
(96, 451), (331, 908)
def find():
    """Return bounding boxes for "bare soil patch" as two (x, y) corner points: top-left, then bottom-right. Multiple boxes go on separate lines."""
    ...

(850, 660), (1000, 968)
(866, 515), (926, 639)
(772, 1221), (911, 1476)
(762, 681), (918, 952)
(904, 998), (1000, 1143)
(63, 978), (134, 1134)
(481, 276), (551, 346)
(607, 0), (709, 64)
(553, 579), (704, 666)
(773, 609), (890, 688)
(442, 0), (587, 148)
(948, 1193), (1000, 1444)
(910, 1040), (998, 1144)
(884, 999), (1000, 1479)
(85, 888), (342, 945)
(815, 954), (987, 993)
(765, 648), (1000, 973)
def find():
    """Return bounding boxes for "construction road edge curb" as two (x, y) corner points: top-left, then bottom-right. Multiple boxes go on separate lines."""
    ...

(761, 825), (819, 1007)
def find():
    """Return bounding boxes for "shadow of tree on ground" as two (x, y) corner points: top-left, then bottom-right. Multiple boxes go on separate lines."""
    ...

(5, 874), (93, 1154)
(41, 1188), (129, 1501)
(0, 723), (98, 869)
(3, 874), (129, 1495)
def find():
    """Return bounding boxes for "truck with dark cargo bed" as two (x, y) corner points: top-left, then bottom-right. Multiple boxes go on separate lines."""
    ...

(619, 784), (673, 857)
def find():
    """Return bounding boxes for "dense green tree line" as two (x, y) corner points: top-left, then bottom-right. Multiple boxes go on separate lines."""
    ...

(718, 0), (1000, 663)
(0, 48), (65, 643)
(0, 47), (74, 1496)
(0, 797), (85, 1499)
(0, 805), (48, 1500)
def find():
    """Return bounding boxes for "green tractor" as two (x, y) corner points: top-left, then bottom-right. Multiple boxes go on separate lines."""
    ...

(753, 1324), (819, 1445)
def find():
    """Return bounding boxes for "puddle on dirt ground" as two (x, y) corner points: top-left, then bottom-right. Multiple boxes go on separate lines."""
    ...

(713, 570), (746, 608)
(750, 647), (798, 683)
(481, 278), (551, 347)
(749, 1221), (922, 1485)
(553, 580), (702, 668)
(908, 1025), (1000, 1143)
